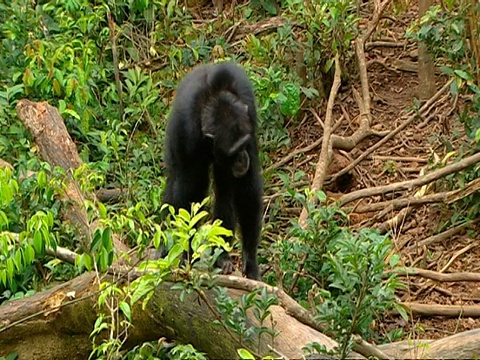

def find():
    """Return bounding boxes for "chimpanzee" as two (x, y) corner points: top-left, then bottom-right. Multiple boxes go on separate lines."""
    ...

(162, 62), (263, 280)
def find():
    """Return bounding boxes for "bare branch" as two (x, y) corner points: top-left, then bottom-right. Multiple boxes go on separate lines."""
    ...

(339, 151), (480, 206)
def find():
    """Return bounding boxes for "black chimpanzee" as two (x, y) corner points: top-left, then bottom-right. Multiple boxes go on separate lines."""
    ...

(162, 62), (263, 280)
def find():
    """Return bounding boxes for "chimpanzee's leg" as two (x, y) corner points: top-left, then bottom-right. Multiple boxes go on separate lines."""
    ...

(212, 163), (237, 274)
(233, 161), (263, 280)
(162, 161), (210, 212)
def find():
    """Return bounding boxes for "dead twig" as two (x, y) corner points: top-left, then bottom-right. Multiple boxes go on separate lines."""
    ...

(338, 150), (480, 207)
(413, 220), (479, 249)
(370, 155), (428, 163)
(362, 0), (394, 42)
(440, 243), (477, 273)
(356, 178), (480, 213)
(353, 335), (393, 360)
(365, 40), (406, 49)
(298, 54), (341, 228)
(401, 302), (480, 317)
(399, 267), (480, 282)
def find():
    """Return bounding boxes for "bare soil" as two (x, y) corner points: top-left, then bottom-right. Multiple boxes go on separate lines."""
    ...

(292, 4), (480, 343)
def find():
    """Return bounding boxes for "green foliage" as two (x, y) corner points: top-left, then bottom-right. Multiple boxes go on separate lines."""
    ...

(89, 281), (132, 360)
(268, 189), (348, 298)
(286, 0), (359, 93)
(124, 341), (164, 360)
(315, 229), (404, 358)
(408, 4), (480, 143)
(90, 200), (237, 358)
(0, 353), (19, 360)
(248, 0), (279, 16)
(408, 3), (480, 224)
(115, 341), (209, 360)
(126, 199), (233, 308)
(265, 189), (402, 356)
(169, 344), (207, 360)
(248, 65), (302, 153)
(215, 286), (279, 353)
(237, 348), (275, 360)
(409, 5), (469, 70)
(161, 199), (232, 265)
(0, 166), (61, 298)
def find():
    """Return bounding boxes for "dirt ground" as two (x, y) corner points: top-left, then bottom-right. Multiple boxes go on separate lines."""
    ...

(288, 4), (480, 342)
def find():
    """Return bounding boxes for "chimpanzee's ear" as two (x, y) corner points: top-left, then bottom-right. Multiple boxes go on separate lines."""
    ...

(232, 150), (250, 178)
(227, 134), (250, 156)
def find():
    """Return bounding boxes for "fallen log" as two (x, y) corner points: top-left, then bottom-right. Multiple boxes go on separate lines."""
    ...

(0, 272), (347, 359)
(378, 329), (480, 359)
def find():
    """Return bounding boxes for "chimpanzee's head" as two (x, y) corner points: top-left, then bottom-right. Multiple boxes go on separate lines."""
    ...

(201, 90), (252, 177)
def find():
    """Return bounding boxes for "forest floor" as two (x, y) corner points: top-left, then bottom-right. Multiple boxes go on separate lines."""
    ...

(283, 4), (480, 342)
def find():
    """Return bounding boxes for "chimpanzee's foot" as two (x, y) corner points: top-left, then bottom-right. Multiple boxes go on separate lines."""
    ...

(243, 261), (259, 280)
(215, 251), (235, 274)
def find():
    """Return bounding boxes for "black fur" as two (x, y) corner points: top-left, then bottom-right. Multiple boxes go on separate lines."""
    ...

(162, 63), (263, 280)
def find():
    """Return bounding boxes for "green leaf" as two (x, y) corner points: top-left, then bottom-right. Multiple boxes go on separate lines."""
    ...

(98, 202), (107, 219)
(37, 171), (47, 188)
(0, 270), (6, 286)
(90, 230), (102, 252)
(119, 301), (131, 321)
(167, 243), (184, 263)
(63, 109), (80, 120)
(25, 245), (35, 264)
(7, 84), (24, 101)
(14, 249), (23, 271)
(178, 208), (190, 221)
(237, 348), (255, 359)
(393, 302), (409, 321)
(153, 228), (162, 249)
(389, 254), (401, 267)
(78, 253), (94, 271)
(6, 258), (14, 279)
(190, 210), (208, 227)
(454, 69), (472, 81)
(262, 0), (278, 15)
(98, 249), (109, 270)
(33, 231), (43, 254)
(131, 282), (154, 305)
(102, 227), (112, 250)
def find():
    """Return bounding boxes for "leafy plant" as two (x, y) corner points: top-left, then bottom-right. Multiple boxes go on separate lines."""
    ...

(215, 286), (279, 353)
(315, 229), (403, 358)
(89, 280), (132, 360)
(286, 0), (359, 95)
(0, 167), (61, 297)
(265, 189), (403, 357)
